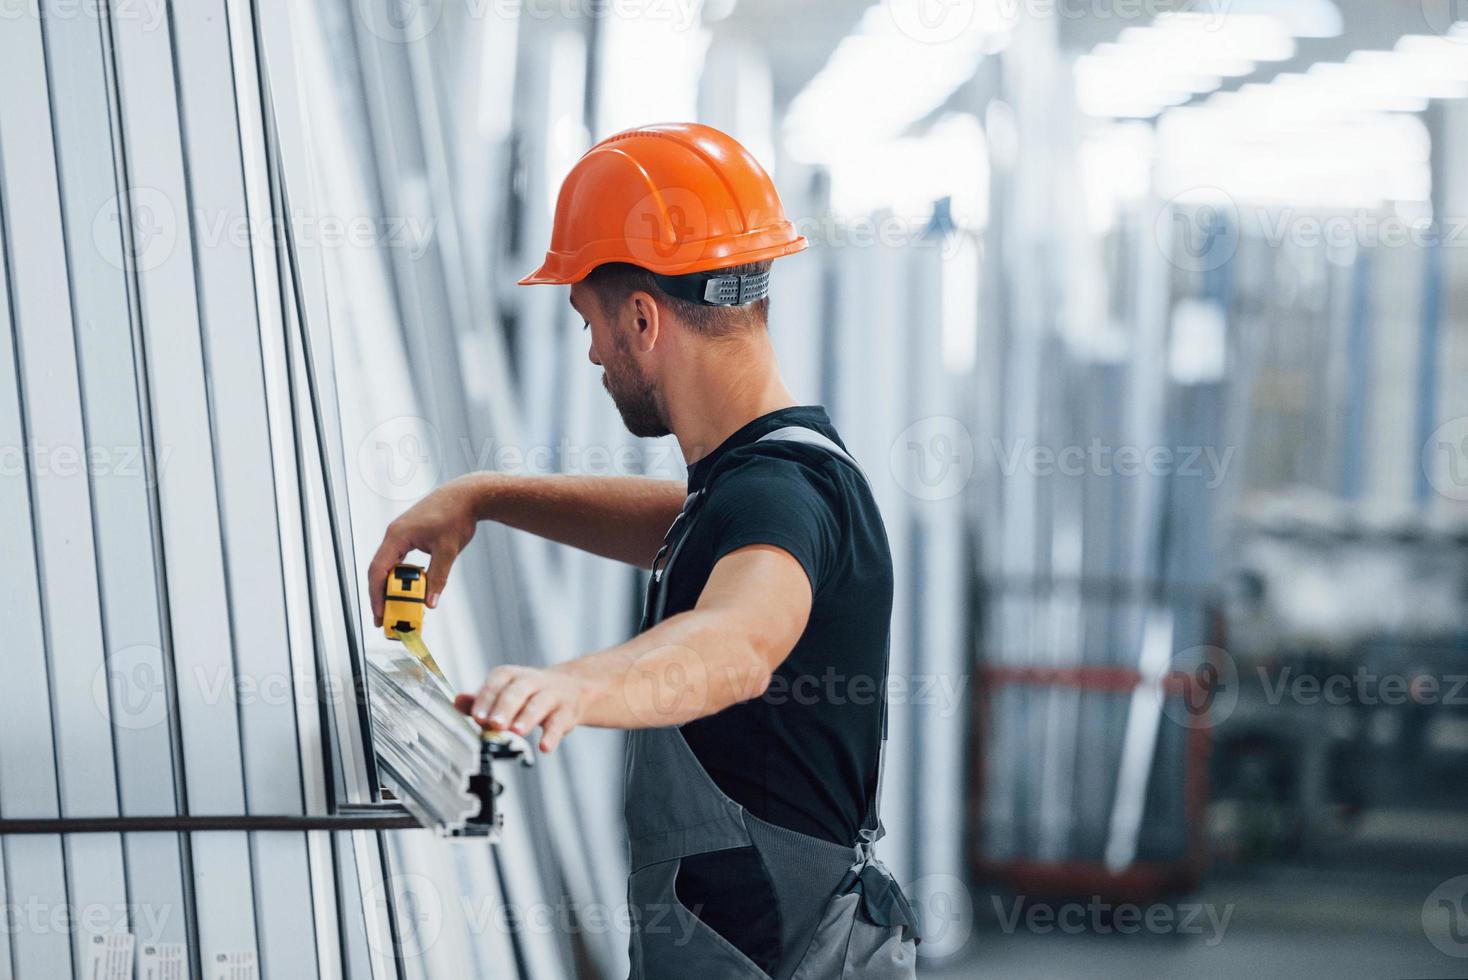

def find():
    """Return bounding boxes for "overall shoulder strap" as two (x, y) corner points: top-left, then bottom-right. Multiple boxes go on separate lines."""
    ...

(754, 425), (888, 854)
(755, 425), (863, 471)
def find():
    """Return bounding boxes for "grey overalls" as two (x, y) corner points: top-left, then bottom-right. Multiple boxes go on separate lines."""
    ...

(624, 426), (920, 980)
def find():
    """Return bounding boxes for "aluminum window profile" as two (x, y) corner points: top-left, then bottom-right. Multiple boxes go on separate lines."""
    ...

(828, 232), (919, 886)
(0, 8), (133, 973)
(299, 9), (570, 975)
(106, 0), (265, 967)
(223, 0), (350, 973)
(255, 11), (403, 965)
(274, 256), (399, 977)
(222, 0), (331, 820)
(170, 1), (328, 974)
(367, 655), (483, 835)
(40, 0), (195, 961)
(0, 162), (75, 980)
(904, 242), (970, 908)
(280, 11), (534, 974)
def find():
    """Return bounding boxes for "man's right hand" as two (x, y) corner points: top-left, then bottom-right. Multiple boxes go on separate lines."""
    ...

(368, 476), (482, 627)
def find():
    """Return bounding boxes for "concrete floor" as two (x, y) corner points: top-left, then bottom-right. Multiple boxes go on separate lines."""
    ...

(917, 865), (1466, 979)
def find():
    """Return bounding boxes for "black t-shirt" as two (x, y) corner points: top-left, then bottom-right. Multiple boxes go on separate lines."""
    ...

(658, 405), (894, 971)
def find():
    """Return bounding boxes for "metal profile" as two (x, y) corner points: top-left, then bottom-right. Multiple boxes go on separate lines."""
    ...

(0, 137), (74, 980)
(42, 0), (195, 962)
(367, 652), (534, 841)
(0, 8), (132, 973)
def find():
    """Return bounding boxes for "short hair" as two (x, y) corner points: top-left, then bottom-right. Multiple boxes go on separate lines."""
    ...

(584, 260), (771, 338)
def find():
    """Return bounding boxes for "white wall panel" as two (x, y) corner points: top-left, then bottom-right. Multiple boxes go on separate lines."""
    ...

(0, 9), (130, 971)
(41, 0), (193, 955)
(0, 166), (75, 980)
(106, 0), (261, 967)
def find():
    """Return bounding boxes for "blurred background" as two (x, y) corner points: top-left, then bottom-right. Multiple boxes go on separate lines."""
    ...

(3, 0), (1468, 977)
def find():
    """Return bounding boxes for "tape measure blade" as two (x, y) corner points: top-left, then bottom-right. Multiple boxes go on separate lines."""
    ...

(399, 629), (454, 693)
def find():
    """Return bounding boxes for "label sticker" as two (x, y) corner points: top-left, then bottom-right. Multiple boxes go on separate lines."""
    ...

(138, 943), (187, 980)
(84, 932), (135, 980)
(207, 950), (259, 980)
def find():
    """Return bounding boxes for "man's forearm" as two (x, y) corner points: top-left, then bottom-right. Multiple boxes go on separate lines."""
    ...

(553, 607), (774, 728)
(464, 472), (686, 568)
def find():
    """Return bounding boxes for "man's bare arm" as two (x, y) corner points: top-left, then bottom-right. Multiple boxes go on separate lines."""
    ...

(457, 545), (812, 750)
(469, 472), (685, 567)
(368, 472), (685, 624)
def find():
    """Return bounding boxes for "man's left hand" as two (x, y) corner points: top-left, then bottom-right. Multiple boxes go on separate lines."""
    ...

(456, 665), (591, 753)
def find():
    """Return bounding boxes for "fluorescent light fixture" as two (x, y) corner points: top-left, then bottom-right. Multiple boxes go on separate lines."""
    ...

(826, 112), (989, 223)
(1079, 11), (1294, 119)
(1347, 50), (1468, 100)
(1216, 0), (1343, 39)
(1396, 35), (1468, 83)
(784, 1), (994, 165)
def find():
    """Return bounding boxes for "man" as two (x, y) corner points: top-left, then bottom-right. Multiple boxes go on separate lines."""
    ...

(369, 123), (916, 978)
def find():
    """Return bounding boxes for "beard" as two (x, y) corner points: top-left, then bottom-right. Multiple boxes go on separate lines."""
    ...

(600, 344), (669, 439)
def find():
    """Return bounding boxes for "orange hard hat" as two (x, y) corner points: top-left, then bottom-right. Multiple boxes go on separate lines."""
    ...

(519, 122), (806, 289)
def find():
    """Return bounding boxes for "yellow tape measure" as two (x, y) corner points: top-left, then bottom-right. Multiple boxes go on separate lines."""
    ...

(384, 562), (517, 749)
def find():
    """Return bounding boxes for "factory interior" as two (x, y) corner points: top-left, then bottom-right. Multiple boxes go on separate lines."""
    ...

(2, 0), (1468, 977)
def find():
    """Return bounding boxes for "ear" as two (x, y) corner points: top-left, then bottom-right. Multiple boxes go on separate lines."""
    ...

(627, 290), (661, 353)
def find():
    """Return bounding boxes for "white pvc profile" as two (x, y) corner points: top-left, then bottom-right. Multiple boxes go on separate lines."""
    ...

(828, 229), (918, 886)
(0, 164), (74, 980)
(227, 0), (348, 974)
(368, 657), (480, 830)
(904, 242), (971, 936)
(39, 0), (192, 953)
(106, 0), (260, 966)
(256, 0), (380, 813)
(279, 263), (398, 979)
(0, 7), (131, 970)
(169, 2), (323, 973)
